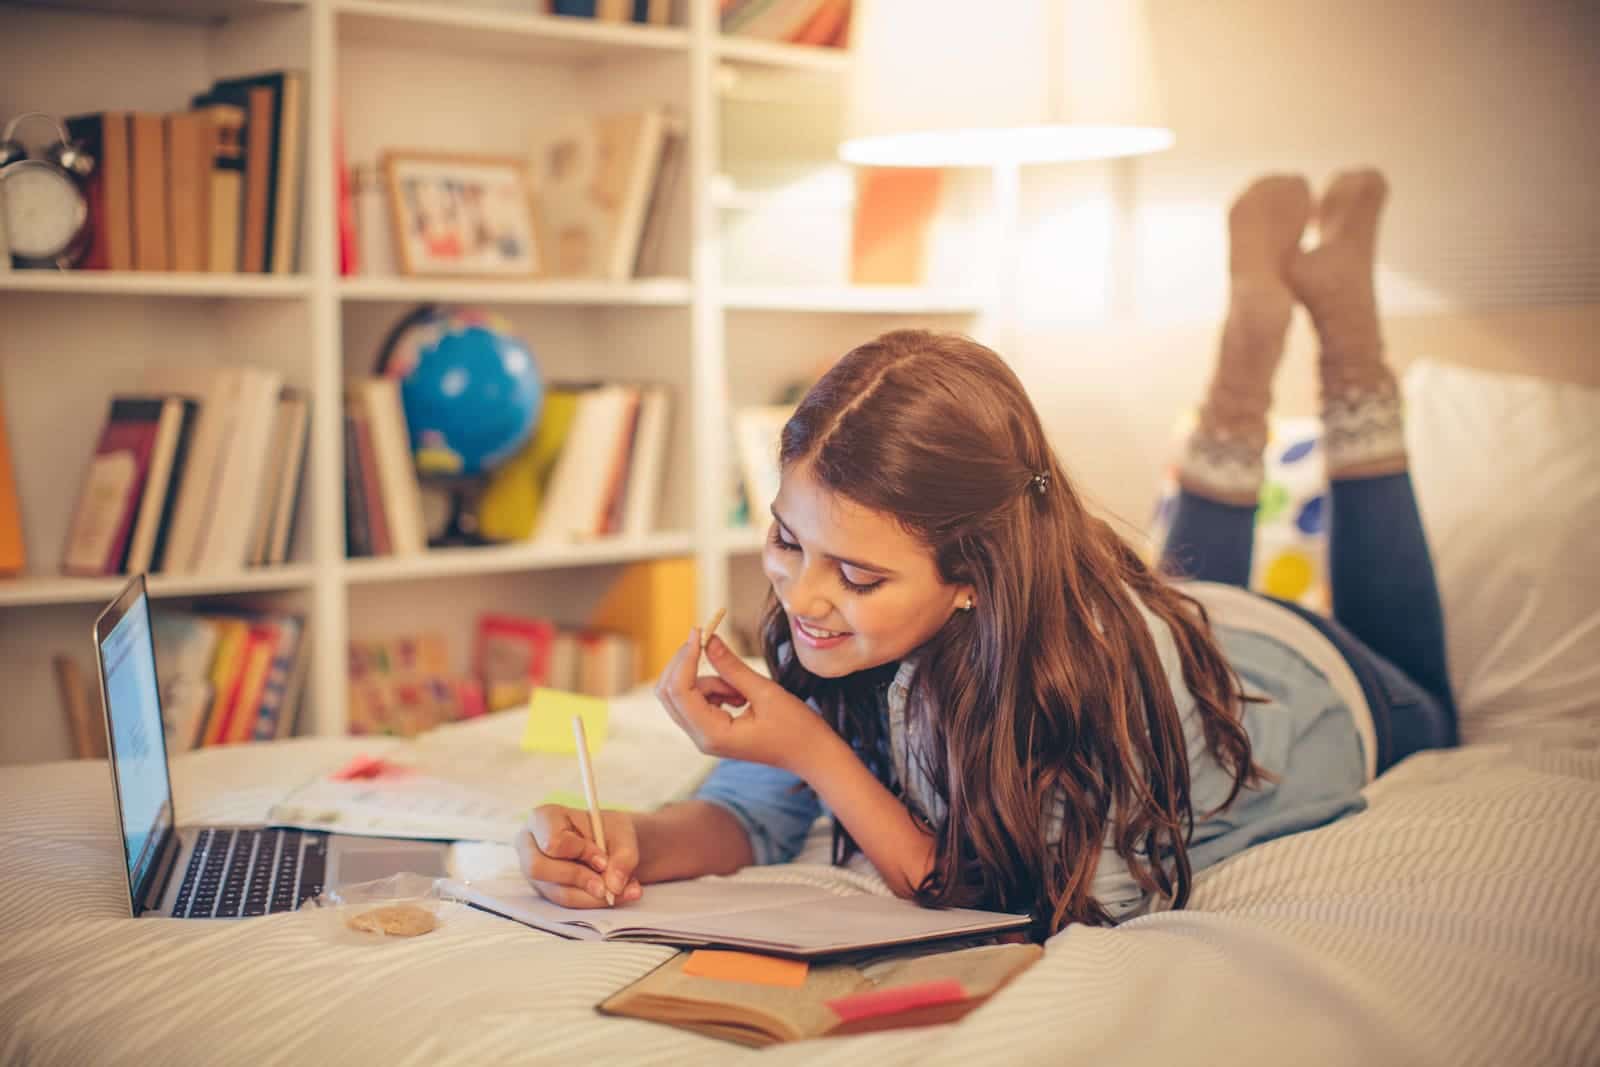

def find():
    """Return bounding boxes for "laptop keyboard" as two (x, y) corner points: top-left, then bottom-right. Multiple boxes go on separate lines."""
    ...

(171, 828), (327, 918)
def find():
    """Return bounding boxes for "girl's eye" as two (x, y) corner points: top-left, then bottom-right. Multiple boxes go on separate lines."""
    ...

(838, 568), (883, 595)
(770, 524), (882, 594)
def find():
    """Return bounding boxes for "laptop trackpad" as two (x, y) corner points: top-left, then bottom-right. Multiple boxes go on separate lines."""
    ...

(331, 838), (450, 884)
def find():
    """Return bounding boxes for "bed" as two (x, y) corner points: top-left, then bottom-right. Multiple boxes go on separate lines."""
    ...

(3, 358), (1597, 1065)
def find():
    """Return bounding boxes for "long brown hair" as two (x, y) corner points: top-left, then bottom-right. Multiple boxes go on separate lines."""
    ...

(761, 329), (1262, 935)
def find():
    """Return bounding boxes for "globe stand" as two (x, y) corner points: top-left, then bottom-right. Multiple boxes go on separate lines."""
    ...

(421, 475), (491, 548)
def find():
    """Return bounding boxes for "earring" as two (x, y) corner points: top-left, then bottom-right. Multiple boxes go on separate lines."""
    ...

(962, 596), (974, 611)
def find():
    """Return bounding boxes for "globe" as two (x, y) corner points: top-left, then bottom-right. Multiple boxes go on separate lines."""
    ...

(381, 306), (543, 478)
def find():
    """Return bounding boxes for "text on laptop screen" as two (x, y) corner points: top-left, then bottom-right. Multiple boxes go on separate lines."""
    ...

(102, 592), (172, 896)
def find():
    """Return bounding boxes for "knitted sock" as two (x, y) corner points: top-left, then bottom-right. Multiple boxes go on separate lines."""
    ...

(1181, 174), (1312, 506)
(1288, 169), (1407, 479)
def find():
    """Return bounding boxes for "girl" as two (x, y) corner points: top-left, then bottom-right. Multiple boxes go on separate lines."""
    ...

(515, 170), (1457, 935)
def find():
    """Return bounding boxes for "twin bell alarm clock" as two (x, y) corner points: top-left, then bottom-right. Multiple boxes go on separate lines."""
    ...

(0, 112), (96, 269)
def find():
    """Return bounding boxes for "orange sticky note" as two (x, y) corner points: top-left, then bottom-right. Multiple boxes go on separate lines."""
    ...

(682, 950), (809, 988)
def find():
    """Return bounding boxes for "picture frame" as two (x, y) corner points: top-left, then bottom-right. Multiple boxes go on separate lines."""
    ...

(382, 150), (539, 277)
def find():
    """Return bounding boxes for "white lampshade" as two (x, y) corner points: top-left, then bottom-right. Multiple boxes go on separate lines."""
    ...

(840, 0), (1174, 167)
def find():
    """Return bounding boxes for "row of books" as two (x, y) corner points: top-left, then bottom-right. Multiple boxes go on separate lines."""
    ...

(62, 368), (309, 577)
(720, 0), (852, 45)
(545, 1), (672, 23)
(67, 69), (304, 274)
(348, 633), (486, 738)
(345, 376), (671, 557)
(153, 606), (310, 751)
(343, 378), (429, 557)
(345, 617), (638, 738)
(478, 613), (640, 710)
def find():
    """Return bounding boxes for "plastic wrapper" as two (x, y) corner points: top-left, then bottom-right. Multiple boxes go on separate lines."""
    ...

(301, 872), (466, 946)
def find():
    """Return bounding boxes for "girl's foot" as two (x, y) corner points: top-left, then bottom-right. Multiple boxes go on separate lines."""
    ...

(1288, 169), (1407, 479)
(1181, 174), (1312, 506)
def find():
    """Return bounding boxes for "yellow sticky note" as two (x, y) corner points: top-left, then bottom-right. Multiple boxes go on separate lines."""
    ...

(683, 950), (810, 988)
(539, 788), (635, 812)
(521, 688), (608, 754)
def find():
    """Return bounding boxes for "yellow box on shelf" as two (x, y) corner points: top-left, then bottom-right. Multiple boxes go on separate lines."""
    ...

(521, 688), (608, 755)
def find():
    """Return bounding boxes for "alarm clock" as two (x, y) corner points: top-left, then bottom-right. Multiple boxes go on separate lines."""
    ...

(0, 112), (96, 270)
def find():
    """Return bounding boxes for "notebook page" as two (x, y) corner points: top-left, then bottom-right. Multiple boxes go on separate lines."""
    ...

(448, 875), (841, 939)
(649, 894), (1031, 957)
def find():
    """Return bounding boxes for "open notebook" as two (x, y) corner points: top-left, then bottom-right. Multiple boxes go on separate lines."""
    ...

(447, 871), (1031, 959)
(600, 942), (1044, 1047)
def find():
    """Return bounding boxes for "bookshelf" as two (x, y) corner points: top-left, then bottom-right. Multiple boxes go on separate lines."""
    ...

(0, 0), (987, 765)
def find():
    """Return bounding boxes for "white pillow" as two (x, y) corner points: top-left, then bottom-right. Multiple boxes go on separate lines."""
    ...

(1404, 359), (1600, 744)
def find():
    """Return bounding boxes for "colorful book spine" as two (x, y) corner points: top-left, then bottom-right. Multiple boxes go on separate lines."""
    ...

(252, 616), (302, 741)
(223, 623), (278, 744)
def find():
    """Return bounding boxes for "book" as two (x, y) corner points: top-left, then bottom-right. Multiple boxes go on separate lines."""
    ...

(530, 109), (671, 280)
(448, 874), (1031, 959)
(223, 622), (280, 744)
(0, 378), (24, 575)
(620, 385), (671, 537)
(140, 364), (240, 574)
(732, 404), (793, 520)
(359, 378), (427, 555)
(198, 618), (249, 747)
(193, 102), (245, 273)
(61, 397), (167, 576)
(197, 80), (274, 272)
(123, 396), (197, 577)
(343, 409), (373, 557)
(165, 111), (211, 273)
(534, 384), (640, 542)
(476, 614), (558, 711)
(631, 114), (684, 277)
(151, 611), (221, 752)
(252, 614), (309, 740)
(244, 385), (296, 566)
(350, 392), (393, 555)
(793, 0), (851, 45)
(129, 113), (169, 271)
(600, 942), (1041, 1047)
(262, 388), (309, 565)
(850, 167), (943, 285)
(196, 365), (283, 571)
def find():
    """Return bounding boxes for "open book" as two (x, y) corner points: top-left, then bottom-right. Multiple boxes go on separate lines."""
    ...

(447, 869), (1030, 959)
(600, 942), (1043, 1047)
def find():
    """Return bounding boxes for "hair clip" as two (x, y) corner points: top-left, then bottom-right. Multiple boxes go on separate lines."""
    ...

(1030, 470), (1050, 496)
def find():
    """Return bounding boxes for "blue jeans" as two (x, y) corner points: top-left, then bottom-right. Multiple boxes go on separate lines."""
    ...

(1163, 473), (1458, 773)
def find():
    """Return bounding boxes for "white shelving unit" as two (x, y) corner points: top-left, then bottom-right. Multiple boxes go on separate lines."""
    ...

(0, 0), (986, 765)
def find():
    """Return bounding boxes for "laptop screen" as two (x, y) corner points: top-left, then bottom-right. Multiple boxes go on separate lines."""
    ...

(100, 588), (174, 902)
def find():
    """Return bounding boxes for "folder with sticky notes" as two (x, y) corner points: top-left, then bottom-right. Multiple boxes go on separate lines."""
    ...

(598, 942), (1041, 1047)
(521, 688), (608, 754)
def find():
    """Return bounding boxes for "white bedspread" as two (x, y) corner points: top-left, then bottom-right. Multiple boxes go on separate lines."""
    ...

(3, 723), (1598, 1066)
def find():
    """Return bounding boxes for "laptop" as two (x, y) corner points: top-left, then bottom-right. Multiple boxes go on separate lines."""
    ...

(94, 574), (450, 919)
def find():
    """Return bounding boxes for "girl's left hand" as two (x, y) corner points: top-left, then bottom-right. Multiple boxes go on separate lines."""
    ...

(654, 629), (834, 777)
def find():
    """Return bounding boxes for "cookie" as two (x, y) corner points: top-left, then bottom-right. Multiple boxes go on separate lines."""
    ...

(346, 903), (438, 937)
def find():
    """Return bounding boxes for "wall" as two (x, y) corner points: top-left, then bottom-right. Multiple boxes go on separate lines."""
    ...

(1005, 0), (1600, 530)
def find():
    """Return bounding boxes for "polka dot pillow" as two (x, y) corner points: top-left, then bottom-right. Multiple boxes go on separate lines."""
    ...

(1150, 415), (1330, 612)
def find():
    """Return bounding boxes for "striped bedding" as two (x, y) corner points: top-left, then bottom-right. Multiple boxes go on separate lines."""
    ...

(2, 724), (1597, 1065)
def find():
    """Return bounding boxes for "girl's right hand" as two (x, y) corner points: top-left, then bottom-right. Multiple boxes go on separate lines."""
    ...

(514, 805), (643, 908)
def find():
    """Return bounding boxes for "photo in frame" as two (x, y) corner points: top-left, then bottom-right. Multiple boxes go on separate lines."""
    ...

(383, 151), (539, 277)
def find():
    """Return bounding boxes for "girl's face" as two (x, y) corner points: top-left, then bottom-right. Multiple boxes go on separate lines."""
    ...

(764, 462), (973, 678)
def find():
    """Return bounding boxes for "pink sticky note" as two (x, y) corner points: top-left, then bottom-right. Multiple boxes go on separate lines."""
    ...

(825, 979), (967, 1023)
